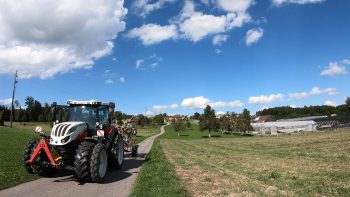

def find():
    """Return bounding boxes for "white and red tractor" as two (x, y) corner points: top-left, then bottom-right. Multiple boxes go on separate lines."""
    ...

(23, 100), (124, 183)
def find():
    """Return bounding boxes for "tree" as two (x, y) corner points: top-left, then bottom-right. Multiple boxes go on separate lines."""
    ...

(219, 114), (231, 134)
(346, 97), (350, 106)
(172, 119), (185, 136)
(199, 105), (219, 138)
(191, 112), (200, 120)
(186, 119), (192, 129)
(153, 114), (165, 125)
(241, 109), (252, 135)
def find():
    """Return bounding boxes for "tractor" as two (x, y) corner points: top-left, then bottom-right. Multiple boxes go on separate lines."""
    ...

(23, 100), (124, 183)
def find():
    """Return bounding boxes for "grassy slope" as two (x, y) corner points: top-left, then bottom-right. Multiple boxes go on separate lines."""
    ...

(134, 125), (160, 144)
(161, 127), (350, 196)
(129, 139), (188, 197)
(0, 122), (51, 190)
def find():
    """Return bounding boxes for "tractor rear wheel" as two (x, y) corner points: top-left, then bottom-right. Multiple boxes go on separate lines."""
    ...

(90, 143), (108, 182)
(23, 139), (37, 174)
(109, 134), (124, 170)
(74, 141), (95, 182)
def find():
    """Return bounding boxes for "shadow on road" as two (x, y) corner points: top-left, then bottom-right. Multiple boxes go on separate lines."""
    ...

(51, 154), (149, 184)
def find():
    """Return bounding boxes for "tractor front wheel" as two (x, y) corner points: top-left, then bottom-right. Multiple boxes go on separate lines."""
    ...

(90, 143), (108, 182)
(23, 139), (53, 176)
(23, 139), (37, 174)
(74, 141), (95, 182)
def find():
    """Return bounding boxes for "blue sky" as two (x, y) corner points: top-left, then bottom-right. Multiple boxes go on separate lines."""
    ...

(0, 0), (349, 115)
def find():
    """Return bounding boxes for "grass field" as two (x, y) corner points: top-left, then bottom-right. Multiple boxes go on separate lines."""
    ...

(161, 126), (350, 196)
(0, 122), (51, 190)
(129, 140), (188, 197)
(0, 122), (159, 190)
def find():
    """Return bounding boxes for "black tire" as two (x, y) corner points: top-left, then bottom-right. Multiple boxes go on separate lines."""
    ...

(24, 139), (54, 176)
(74, 141), (95, 182)
(90, 143), (108, 183)
(131, 145), (138, 157)
(109, 134), (124, 170)
(23, 139), (38, 174)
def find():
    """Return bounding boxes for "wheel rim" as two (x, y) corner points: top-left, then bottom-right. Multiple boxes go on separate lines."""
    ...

(117, 138), (124, 165)
(99, 149), (107, 177)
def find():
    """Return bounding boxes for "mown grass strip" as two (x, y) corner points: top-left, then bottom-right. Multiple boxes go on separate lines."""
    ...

(129, 139), (188, 197)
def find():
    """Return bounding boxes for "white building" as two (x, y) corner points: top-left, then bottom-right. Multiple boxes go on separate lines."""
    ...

(251, 121), (317, 135)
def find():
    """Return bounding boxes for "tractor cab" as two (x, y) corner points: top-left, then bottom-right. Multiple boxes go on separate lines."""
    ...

(66, 100), (115, 135)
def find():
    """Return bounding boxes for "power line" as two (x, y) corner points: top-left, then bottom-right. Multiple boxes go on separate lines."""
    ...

(10, 70), (18, 128)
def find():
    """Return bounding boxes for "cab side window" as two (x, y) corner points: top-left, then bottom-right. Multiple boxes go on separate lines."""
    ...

(98, 108), (109, 125)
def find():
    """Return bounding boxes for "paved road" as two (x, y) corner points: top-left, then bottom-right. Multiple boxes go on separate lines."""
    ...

(1, 126), (165, 197)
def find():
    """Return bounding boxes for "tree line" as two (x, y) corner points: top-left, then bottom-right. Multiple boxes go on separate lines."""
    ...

(172, 105), (253, 138)
(256, 97), (350, 119)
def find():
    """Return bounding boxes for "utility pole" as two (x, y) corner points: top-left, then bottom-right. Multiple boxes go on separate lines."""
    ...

(10, 70), (18, 128)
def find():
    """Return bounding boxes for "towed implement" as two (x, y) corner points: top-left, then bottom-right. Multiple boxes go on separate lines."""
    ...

(23, 100), (124, 182)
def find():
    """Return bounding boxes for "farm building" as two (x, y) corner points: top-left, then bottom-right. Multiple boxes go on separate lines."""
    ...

(251, 121), (317, 135)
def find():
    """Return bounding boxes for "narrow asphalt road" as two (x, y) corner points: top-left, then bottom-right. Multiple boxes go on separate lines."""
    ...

(1, 126), (165, 197)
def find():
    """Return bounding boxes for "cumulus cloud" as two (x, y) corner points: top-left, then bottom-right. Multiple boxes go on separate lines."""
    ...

(324, 100), (337, 107)
(127, 24), (178, 45)
(133, 0), (177, 18)
(321, 62), (347, 76)
(0, 0), (127, 79)
(272, 0), (325, 6)
(176, 1), (251, 42)
(217, 0), (254, 12)
(288, 87), (338, 100)
(153, 104), (178, 112)
(213, 34), (229, 46)
(181, 96), (243, 109)
(245, 27), (264, 46)
(248, 93), (285, 104)
(130, 0), (252, 45)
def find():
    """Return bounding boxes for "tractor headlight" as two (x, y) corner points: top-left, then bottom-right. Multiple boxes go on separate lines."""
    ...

(61, 136), (70, 144)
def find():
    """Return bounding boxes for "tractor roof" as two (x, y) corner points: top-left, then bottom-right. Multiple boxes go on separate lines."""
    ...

(67, 100), (115, 108)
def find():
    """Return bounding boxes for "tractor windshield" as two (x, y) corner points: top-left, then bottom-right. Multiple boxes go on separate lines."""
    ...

(68, 106), (97, 130)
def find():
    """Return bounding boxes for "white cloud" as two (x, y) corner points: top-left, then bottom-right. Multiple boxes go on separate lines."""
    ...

(321, 62), (347, 76)
(172, 0), (251, 43)
(112, 57), (117, 61)
(216, 111), (226, 116)
(288, 87), (338, 99)
(136, 59), (144, 69)
(127, 24), (178, 45)
(0, 98), (20, 108)
(145, 110), (155, 117)
(215, 49), (222, 54)
(343, 59), (350, 65)
(248, 94), (285, 104)
(119, 77), (125, 83)
(105, 79), (114, 84)
(153, 104), (178, 112)
(181, 96), (243, 109)
(217, 0), (254, 12)
(272, 0), (325, 6)
(213, 34), (229, 46)
(133, 0), (177, 18)
(289, 105), (298, 108)
(245, 27), (264, 46)
(0, 0), (127, 79)
(179, 13), (227, 42)
(324, 100), (337, 107)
